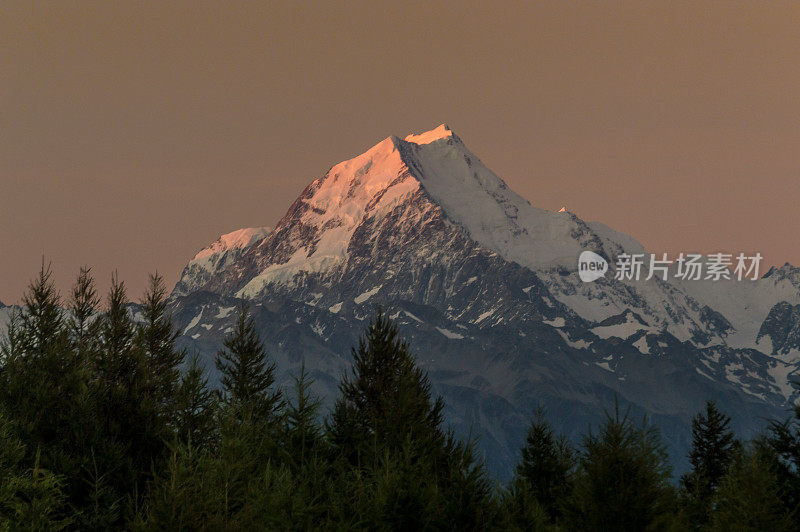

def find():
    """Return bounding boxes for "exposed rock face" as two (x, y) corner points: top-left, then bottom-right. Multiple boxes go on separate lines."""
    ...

(56, 125), (800, 479)
(757, 301), (800, 360)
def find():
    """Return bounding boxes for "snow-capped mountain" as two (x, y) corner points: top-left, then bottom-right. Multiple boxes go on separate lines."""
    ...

(165, 125), (798, 477)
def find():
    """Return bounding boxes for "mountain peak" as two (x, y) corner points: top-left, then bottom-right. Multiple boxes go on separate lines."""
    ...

(182, 124), (630, 301)
(220, 124), (616, 299)
(404, 123), (455, 145)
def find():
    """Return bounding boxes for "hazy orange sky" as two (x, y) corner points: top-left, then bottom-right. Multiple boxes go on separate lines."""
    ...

(2, 2), (799, 304)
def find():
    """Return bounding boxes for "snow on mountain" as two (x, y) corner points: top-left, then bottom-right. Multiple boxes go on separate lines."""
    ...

(174, 125), (786, 351)
(405, 124), (602, 269)
(236, 136), (420, 297)
(173, 226), (272, 296)
(2, 114), (794, 479)
(167, 124), (800, 478)
(215, 123), (610, 302)
(193, 227), (272, 261)
(401, 126), (729, 345)
(675, 263), (800, 351)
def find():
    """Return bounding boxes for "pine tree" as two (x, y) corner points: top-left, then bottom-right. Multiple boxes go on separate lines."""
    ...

(0, 266), (105, 525)
(285, 360), (322, 468)
(93, 274), (161, 512)
(567, 404), (677, 531)
(63, 268), (116, 524)
(17, 263), (68, 359)
(327, 311), (495, 529)
(0, 264), (83, 465)
(68, 268), (102, 432)
(680, 400), (737, 527)
(175, 353), (217, 449)
(507, 407), (575, 525)
(136, 273), (184, 421)
(710, 442), (793, 531)
(328, 310), (446, 459)
(96, 274), (139, 385)
(70, 266), (100, 348)
(215, 303), (283, 426)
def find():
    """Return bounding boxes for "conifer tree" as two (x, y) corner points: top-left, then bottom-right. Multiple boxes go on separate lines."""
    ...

(285, 361), (322, 467)
(96, 274), (139, 382)
(507, 407), (575, 525)
(567, 404), (677, 531)
(215, 303), (283, 426)
(0, 264), (82, 463)
(17, 263), (68, 358)
(62, 268), (115, 523)
(0, 266), (104, 523)
(327, 311), (495, 529)
(175, 353), (217, 449)
(137, 273), (184, 420)
(93, 274), (161, 510)
(680, 400), (737, 527)
(70, 266), (100, 348)
(328, 310), (446, 459)
(710, 442), (793, 531)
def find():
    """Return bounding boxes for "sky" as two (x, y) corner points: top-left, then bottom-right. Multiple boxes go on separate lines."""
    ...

(1, 2), (799, 304)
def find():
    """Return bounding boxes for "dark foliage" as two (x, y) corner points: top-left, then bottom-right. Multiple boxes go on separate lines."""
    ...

(0, 266), (798, 529)
(566, 404), (678, 531)
(503, 407), (575, 527)
(679, 400), (738, 527)
(215, 303), (284, 428)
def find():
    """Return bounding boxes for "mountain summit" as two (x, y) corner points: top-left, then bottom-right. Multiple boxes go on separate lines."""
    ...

(169, 125), (800, 478)
(404, 122), (456, 144)
(177, 124), (612, 295)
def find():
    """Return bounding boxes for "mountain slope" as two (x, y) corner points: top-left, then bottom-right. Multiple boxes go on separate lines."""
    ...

(164, 125), (799, 479)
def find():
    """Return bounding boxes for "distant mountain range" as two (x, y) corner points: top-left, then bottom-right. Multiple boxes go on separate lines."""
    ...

(6, 125), (800, 479)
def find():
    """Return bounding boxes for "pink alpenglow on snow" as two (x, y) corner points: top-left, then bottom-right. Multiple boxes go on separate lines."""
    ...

(193, 227), (272, 261)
